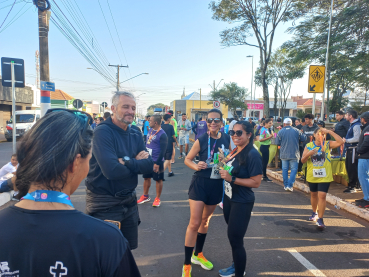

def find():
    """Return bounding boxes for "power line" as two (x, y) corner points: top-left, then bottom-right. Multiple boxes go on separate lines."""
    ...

(0, 2), (31, 33)
(0, 0), (16, 29)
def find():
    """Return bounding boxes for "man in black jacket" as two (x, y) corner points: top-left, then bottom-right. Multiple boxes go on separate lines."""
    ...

(356, 112), (369, 208)
(85, 91), (154, 250)
(334, 110), (350, 138)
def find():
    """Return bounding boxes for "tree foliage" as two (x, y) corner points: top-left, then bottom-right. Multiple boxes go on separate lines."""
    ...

(209, 82), (248, 117)
(147, 103), (166, 115)
(209, 0), (303, 117)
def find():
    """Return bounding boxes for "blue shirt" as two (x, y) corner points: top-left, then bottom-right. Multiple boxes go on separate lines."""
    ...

(144, 121), (150, 135)
(275, 126), (306, 160)
(224, 125), (229, 134)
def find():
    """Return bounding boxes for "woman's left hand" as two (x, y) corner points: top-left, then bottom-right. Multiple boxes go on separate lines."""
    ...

(220, 169), (232, 182)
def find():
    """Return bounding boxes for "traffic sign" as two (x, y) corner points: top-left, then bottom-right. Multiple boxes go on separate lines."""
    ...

(73, 99), (83, 109)
(308, 65), (325, 93)
(1, 57), (25, 88)
(40, 81), (55, 92)
(101, 102), (108, 108)
(213, 101), (220, 108)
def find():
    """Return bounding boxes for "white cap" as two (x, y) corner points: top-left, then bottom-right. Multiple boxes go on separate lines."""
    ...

(283, 118), (292, 124)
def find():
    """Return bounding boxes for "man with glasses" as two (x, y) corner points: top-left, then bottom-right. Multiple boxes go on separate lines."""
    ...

(177, 113), (192, 159)
(85, 91), (154, 250)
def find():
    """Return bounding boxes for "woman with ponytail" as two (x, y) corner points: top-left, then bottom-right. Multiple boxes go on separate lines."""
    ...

(218, 121), (263, 277)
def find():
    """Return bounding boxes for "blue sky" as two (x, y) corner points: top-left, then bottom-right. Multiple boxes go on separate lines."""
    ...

(0, 0), (313, 113)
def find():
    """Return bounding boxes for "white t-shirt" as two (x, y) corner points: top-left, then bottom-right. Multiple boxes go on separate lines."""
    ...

(0, 162), (17, 178)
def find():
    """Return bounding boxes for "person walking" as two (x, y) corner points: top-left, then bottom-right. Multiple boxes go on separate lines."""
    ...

(143, 115), (151, 143)
(85, 91), (153, 250)
(218, 121), (262, 277)
(162, 114), (178, 177)
(356, 111), (369, 208)
(181, 109), (230, 277)
(192, 117), (208, 141)
(343, 110), (362, 193)
(138, 115), (168, 208)
(276, 118), (307, 191)
(334, 110), (350, 138)
(258, 118), (273, 182)
(0, 110), (141, 276)
(178, 113), (192, 159)
(168, 110), (178, 163)
(301, 128), (344, 229)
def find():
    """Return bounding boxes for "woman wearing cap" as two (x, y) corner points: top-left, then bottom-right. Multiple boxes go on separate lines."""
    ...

(0, 110), (141, 276)
(301, 127), (344, 229)
(181, 109), (230, 277)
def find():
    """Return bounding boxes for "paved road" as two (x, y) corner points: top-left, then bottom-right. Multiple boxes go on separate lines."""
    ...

(0, 141), (13, 166)
(1, 142), (369, 276)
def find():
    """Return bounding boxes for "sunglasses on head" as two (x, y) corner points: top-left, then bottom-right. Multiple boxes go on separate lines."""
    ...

(46, 108), (94, 126)
(229, 130), (244, 137)
(207, 118), (221, 124)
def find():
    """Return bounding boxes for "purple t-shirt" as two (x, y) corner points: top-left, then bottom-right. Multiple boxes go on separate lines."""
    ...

(195, 121), (208, 140)
(146, 128), (166, 162)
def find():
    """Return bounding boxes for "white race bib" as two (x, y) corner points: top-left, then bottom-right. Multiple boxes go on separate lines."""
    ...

(224, 181), (232, 199)
(146, 148), (152, 156)
(210, 164), (221, 179)
(313, 168), (326, 178)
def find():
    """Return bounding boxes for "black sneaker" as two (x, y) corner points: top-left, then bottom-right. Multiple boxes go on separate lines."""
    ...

(356, 200), (369, 208)
(168, 172), (174, 177)
(355, 198), (365, 202)
(263, 177), (273, 182)
(343, 187), (356, 193)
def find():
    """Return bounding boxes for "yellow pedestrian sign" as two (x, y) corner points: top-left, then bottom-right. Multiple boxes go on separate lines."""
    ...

(308, 65), (325, 93)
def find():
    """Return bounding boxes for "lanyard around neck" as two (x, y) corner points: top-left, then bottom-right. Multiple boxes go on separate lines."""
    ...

(225, 144), (246, 162)
(208, 132), (219, 160)
(148, 128), (161, 143)
(22, 190), (74, 208)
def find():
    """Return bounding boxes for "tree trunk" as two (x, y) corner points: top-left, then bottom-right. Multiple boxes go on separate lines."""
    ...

(261, 62), (269, 118)
(274, 78), (278, 118)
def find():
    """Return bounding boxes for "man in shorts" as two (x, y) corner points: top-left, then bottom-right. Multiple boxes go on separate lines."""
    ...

(177, 113), (192, 159)
(137, 115), (168, 207)
(168, 110), (177, 163)
(162, 114), (178, 177)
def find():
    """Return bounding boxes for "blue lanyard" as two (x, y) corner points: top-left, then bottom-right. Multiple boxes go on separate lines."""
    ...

(208, 132), (219, 160)
(22, 190), (74, 208)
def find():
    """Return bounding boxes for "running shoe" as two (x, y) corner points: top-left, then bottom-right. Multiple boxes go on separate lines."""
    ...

(355, 198), (364, 202)
(168, 172), (174, 177)
(218, 202), (223, 209)
(263, 177), (273, 182)
(219, 263), (246, 277)
(343, 187), (356, 193)
(137, 195), (151, 204)
(309, 212), (318, 221)
(182, 264), (191, 277)
(152, 197), (161, 207)
(191, 252), (213, 270)
(316, 218), (326, 229)
(284, 187), (288, 191)
(356, 199), (369, 208)
(287, 187), (293, 192)
(178, 156), (183, 159)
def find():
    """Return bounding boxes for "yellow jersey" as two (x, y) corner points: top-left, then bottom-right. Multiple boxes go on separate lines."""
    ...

(306, 141), (333, 183)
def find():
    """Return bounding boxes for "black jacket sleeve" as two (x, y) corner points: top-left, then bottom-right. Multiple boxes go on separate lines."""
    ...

(357, 133), (369, 155)
(155, 133), (168, 164)
(112, 248), (141, 277)
(127, 132), (154, 175)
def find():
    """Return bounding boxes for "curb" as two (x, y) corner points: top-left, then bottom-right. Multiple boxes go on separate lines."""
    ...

(0, 191), (14, 207)
(267, 169), (369, 222)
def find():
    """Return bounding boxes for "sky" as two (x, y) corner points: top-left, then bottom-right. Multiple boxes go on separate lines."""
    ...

(0, 0), (315, 114)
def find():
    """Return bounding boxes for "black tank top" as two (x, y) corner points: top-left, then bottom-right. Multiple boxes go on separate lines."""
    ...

(194, 132), (231, 178)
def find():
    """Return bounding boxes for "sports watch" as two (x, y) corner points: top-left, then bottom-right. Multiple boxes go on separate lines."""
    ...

(123, 156), (130, 166)
(230, 176), (236, 186)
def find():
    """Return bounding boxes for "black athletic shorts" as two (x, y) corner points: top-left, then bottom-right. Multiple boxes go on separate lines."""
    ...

(308, 182), (331, 193)
(143, 162), (164, 181)
(164, 149), (173, 160)
(188, 175), (223, 205)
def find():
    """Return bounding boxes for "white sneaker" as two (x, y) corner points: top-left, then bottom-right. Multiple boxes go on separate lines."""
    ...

(284, 187), (288, 191)
(287, 187), (293, 192)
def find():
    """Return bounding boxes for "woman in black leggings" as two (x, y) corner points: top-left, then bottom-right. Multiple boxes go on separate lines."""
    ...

(219, 121), (263, 277)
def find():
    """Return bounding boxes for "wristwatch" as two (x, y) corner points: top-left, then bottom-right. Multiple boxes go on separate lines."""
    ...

(230, 176), (236, 185)
(123, 156), (130, 167)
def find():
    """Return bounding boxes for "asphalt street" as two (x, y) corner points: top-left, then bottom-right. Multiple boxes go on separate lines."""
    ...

(1, 141), (369, 276)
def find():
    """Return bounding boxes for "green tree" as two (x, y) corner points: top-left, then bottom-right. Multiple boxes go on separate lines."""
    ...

(147, 103), (166, 115)
(208, 82), (248, 117)
(209, 0), (302, 117)
(296, 109), (306, 118)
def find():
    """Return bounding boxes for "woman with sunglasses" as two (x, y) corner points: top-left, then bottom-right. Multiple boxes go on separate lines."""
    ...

(0, 110), (141, 276)
(258, 118), (273, 182)
(218, 121), (262, 277)
(181, 109), (231, 277)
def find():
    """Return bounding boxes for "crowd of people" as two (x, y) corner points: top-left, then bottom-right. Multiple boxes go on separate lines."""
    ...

(0, 90), (368, 276)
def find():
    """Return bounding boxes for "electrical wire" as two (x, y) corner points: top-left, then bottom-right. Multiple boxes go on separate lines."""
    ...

(0, 2), (31, 33)
(0, 0), (16, 29)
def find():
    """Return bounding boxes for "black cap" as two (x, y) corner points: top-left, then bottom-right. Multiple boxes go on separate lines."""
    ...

(317, 120), (325, 127)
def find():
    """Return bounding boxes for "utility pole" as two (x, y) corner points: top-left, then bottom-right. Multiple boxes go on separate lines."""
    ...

(35, 0), (51, 116)
(199, 88), (202, 111)
(109, 64), (128, 91)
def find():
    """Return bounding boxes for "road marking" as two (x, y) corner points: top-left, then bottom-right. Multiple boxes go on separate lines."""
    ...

(244, 236), (369, 242)
(288, 249), (326, 276)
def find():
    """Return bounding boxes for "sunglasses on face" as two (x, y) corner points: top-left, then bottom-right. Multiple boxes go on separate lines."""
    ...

(229, 130), (244, 137)
(207, 118), (221, 124)
(46, 108), (93, 126)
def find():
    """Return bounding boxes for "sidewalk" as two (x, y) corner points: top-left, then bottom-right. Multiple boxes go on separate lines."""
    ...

(0, 129), (6, 142)
(267, 168), (369, 222)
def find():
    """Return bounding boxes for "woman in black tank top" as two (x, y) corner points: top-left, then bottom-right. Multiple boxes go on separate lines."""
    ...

(181, 109), (231, 277)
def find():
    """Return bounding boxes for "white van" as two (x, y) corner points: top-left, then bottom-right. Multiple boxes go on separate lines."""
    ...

(5, 110), (41, 141)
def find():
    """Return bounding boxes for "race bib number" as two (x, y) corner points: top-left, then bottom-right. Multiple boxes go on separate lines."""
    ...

(146, 147), (152, 156)
(210, 164), (221, 179)
(224, 181), (232, 199)
(313, 168), (327, 178)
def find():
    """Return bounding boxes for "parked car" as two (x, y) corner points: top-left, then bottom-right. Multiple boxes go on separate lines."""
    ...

(245, 117), (259, 122)
(5, 110), (41, 141)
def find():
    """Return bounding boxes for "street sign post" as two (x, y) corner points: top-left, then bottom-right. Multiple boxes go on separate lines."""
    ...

(40, 81), (55, 91)
(40, 81), (55, 117)
(1, 57), (25, 154)
(73, 99), (83, 110)
(101, 102), (108, 114)
(213, 101), (220, 109)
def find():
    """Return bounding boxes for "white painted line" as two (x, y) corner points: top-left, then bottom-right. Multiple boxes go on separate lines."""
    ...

(288, 249), (326, 277)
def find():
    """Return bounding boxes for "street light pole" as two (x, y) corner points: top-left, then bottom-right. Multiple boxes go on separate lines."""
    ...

(247, 56), (254, 118)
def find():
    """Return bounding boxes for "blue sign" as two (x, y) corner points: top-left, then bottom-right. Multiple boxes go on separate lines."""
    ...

(40, 81), (55, 91)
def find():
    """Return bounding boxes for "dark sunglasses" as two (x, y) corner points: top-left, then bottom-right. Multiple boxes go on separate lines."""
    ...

(46, 108), (94, 126)
(229, 130), (243, 137)
(207, 118), (221, 124)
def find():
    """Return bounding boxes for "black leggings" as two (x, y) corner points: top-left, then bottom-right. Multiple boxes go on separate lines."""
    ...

(223, 196), (254, 277)
(260, 145), (270, 177)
